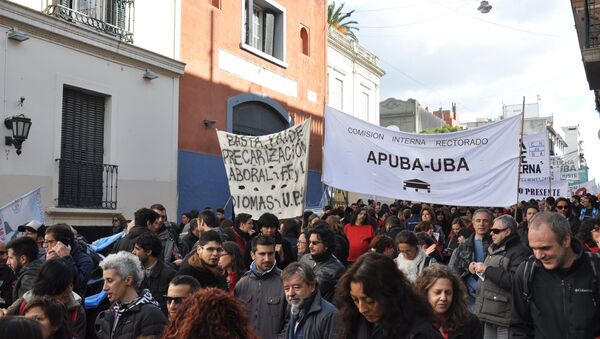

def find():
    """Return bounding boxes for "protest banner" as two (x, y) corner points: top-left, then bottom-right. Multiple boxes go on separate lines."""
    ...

(518, 180), (569, 201)
(217, 119), (311, 219)
(550, 155), (561, 181)
(570, 179), (598, 196)
(0, 187), (44, 242)
(559, 151), (580, 181)
(520, 132), (550, 180)
(323, 106), (521, 207)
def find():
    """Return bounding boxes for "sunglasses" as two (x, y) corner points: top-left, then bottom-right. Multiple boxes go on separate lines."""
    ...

(309, 240), (322, 246)
(555, 205), (568, 210)
(163, 296), (185, 305)
(490, 228), (508, 234)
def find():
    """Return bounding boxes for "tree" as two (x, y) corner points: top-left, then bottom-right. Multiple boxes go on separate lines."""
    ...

(420, 124), (463, 134)
(327, 1), (359, 41)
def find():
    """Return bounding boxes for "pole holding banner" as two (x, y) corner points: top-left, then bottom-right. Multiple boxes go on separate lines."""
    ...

(515, 96), (526, 219)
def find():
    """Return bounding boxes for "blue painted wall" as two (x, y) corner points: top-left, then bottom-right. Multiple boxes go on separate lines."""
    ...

(178, 150), (322, 220)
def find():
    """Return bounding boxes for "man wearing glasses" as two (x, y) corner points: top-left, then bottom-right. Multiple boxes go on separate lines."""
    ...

(164, 275), (200, 320)
(471, 215), (529, 338)
(176, 230), (227, 291)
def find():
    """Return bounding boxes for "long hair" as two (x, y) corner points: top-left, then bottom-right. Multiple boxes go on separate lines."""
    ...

(162, 288), (258, 339)
(414, 264), (470, 330)
(576, 219), (600, 249)
(335, 252), (430, 339)
(23, 298), (73, 339)
(221, 241), (246, 277)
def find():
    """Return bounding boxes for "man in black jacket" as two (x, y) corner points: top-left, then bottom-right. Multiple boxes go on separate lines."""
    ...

(256, 213), (296, 269)
(112, 208), (158, 253)
(0, 241), (15, 308)
(511, 211), (600, 339)
(176, 230), (227, 290)
(133, 233), (176, 315)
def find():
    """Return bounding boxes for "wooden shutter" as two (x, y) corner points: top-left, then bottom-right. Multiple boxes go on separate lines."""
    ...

(263, 11), (275, 56)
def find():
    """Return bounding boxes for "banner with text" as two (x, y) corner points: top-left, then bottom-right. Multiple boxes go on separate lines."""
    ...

(0, 187), (44, 242)
(518, 180), (569, 201)
(559, 151), (580, 181)
(217, 119), (311, 219)
(520, 132), (550, 180)
(323, 107), (521, 207)
(570, 179), (598, 196)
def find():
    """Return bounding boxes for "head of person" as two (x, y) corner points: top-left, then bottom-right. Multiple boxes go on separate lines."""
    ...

(43, 223), (75, 257)
(18, 220), (46, 243)
(165, 275), (201, 320)
(552, 197), (572, 217)
(582, 195), (594, 209)
(233, 213), (254, 235)
(414, 221), (434, 237)
(335, 252), (428, 338)
(472, 208), (492, 236)
(415, 232), (435, 251)
(132, 233), (162, 267)
(370, 235), (394, 258)
(181, 212), (191, 225)
(0, 316), (44, 339)
(546, 197), (556, 209)
(250, 235), (276, 272)
(524, 204), (540, 223)
(414, 264), (470, 328)
(218, 241), (245, 274)
(220, 218), (233, 229)
(280, 218), (299, 238)
(162, 288), (258, 339)
(420, 207), (435, 223)
(450, 217), (466, 237)
(134, 207), (160, 231)
(6, 236), (38, 274)
(528, 212), (574, 270)
(281, 262), (317, 310)
(576, 219), (600, 249)
(100, 251), (144, 303)
(325, 215), (342, 233)
(490, 215), (517, 246)
(198, 209), (218, 232)
(297, 230), (309, 255)
(0, 241), (7, 268)
(351, 207), (368, 226)
(150, 203), (168, 229)
(395, 230), (419, 261)
(112, 214), (126, 228)
(23, 298), (72, 339)
(216, 208), (225, 221)
(258, 213), (279, 237)
(384, 215), (403, 232)
(457, 229), (473, 245)
(308, 222), (336, 257)
(193, 230), (223, 268)
(538, 200), (547, 211)
(307, 214), (320, 229)
(31, 258), (75, 306)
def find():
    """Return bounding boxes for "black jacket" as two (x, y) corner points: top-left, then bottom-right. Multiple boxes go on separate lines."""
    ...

(111, 226), (151, 253)
(0, 265), (15, 308)
(354, 315), (440, 339)
(299, 253), (345, 302)
(511, 238), (600, 339)
(442, 313), (483, 339)
(140, 260), (177, 315)
(13, 259), (42, 301)
(179, 231), (198, 257)
(177, 264), (228, 291)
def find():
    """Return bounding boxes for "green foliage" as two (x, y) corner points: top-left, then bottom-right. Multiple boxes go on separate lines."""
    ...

(420, 124), (463, 134)
(327, 1), (359, 41)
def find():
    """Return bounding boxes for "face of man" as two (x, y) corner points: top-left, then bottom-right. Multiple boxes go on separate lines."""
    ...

(490, 220), (511, 246)
(525, 208), (538, 222)
(261, 226), (276, 237)
(216, 211), (224, 221)
(6, 248), (21, 273)
(197, 241), (223, 267)
(251, 244), (275, 272)
(582, 197), (592, 209)
(148, 218), (161, 233)
(132, 244), (150, 267)
(356, 210), (366, 225)
(153, 209), (167, 227)
(555, 201), (569, 216)
(538, 201), (547, 211)
(308, 234), (327, 256)
(528, 223), (572, 270)
(0, 242), (7, 267)
(472, 212), (492, 236)
(166, 283), (193, 320)
(283, 273), (316, 308)
(24, 230), (40, 242)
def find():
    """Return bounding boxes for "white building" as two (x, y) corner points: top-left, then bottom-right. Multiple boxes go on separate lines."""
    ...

(327, 27), (385, 125)
(0, 1), (185, 225)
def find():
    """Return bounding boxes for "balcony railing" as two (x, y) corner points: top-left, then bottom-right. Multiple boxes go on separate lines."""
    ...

(43, 0), (134, 43)
(56, 158), (118, 209)
(583, 0), (600, 48)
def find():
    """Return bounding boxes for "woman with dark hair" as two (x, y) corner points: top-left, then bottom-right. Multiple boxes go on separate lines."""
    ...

(23, 298), (73, 339)
(420, 207), (446, 248)
(335, 252), (438, 339)
(111, 214), (127, 234)
(552, 197), (581, 235)
(0, 316), (44, 339)
(280, 218), (300, 251)
(218, 241), (246, 294)
(326, 215), (350, 265)
(162, 288), (259, 339)
(297, 230), (310, 261)
(576, 219), (600, 253)
(443, 217), (471, 262)
(344, 208), (376, 264)
(370, 235), (395, 258)
(414, 265), (482, 338)
(435, 207), (452, 238)
(395, 231), (437, 282)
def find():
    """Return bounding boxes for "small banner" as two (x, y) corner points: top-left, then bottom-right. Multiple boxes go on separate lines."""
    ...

(559, 151), (580, 181)
(570, 179), (598, 196)
(520, 132), (550, 180)
(0, 187), (44, 242)
(518, 180), (569, 201)
(323, 106), (521, 207)
(217, 119), (311, 219)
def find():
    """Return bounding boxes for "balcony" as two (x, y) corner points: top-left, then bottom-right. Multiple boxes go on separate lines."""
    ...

(43, 0), (134, 43)
(56, 159), (118, 209)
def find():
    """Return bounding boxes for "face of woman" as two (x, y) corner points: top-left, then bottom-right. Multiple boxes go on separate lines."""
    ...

(398, 243), (418, 261)
(356, 211), (366, 224)
(421, 211), (432, 222)
(350, 282), (383, 323)
(182, 215), (190, 224)
(297, 234), (308, 254)
(25, 306), (54, 339)
(451, 224), (461, 236)
(102, 269), (132, 303)
(427, 278), (453, 316)
(218, 251), (233, 270)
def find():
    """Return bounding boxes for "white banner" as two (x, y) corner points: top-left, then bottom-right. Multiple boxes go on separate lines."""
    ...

(520, 132), (550, 180)
(323, 107), (521, 207)
(518, 180), (569, 201)
(559, 151), (580, 181)
(0, 188), (44, 242)
(217, 119), (311, 219)
(570, 179), (598, 196)
(550, 155), (561, 181)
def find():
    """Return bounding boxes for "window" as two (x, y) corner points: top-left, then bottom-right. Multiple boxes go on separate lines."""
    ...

(361, 92), (370, 119)
(330, 78), (343, 111)
(242, 0), (286, 64)
(300, 26), (309, 56)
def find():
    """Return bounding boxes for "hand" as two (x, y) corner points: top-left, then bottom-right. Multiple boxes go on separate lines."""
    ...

(473, 262), (487, 274)
(0, 308), (6, 318)
(425, 243), (436, 255)
(172, 259), (183, 267)
(275, 244), (283, 254)
(48, 241), (71, 259)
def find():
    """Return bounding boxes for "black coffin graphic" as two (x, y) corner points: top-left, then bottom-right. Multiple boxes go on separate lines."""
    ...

(403, 179), (431, 193)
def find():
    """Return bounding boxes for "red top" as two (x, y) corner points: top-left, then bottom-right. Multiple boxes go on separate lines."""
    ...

(344, 223), (375, 262)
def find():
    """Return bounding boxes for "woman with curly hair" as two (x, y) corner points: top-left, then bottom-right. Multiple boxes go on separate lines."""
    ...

(162, 287), (258, 339)
(335, 252), (438, 339)
(576, 218), (600, 253)
(414, 265), (482, 338)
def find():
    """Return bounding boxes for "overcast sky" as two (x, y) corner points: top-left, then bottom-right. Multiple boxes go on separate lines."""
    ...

(340, 0), (600, 183)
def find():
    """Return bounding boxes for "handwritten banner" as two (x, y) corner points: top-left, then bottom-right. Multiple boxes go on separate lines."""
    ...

(217, 119), (311, 218)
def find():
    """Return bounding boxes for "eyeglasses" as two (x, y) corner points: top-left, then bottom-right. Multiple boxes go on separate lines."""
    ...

(309, 240), (322, 246)
(490, 228), (508, 234)
(555, 205), (568, 210)
(42, 239), (58, 247)
(297, 240), (307, 245)
(203, 246), (224, 253)
(163, 296), (185, 305)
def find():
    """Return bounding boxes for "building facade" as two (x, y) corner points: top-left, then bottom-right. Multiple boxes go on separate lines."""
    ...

(380, 98), (445, 133)
(432, 103), (459, 127)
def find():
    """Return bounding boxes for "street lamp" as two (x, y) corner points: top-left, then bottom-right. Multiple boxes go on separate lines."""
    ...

(478, 0), (492, 13)
(4, 114), (32, 155)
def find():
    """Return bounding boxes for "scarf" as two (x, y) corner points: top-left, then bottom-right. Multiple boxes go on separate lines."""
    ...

(111, 289), (158, 338)
(249, 260), (277, 278)
(189, 253), (223, 277)
(394, 248), (426, 282)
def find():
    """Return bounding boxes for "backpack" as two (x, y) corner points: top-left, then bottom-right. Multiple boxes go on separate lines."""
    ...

(521, 252), (600, 306)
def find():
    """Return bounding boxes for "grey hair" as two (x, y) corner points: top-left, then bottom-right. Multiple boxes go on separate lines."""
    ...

(100, 251), (144, 289)
(281, 261), (316, 285)
(529, 211), (572, 244)
(473, 208), (493, 221)
(494, 215), (518, 232)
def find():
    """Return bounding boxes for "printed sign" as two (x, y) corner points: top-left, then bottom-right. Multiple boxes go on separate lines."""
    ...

(217, 119), (311, 219)
(323, 106), (521, 207)
(0, 187), (44, 242)
(559, 151), (580, 181)
(520, 132), (550, 180)
(518, 180), (569, 201)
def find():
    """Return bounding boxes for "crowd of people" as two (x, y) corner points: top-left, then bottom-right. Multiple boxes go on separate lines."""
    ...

(0, 195), (599, 338)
